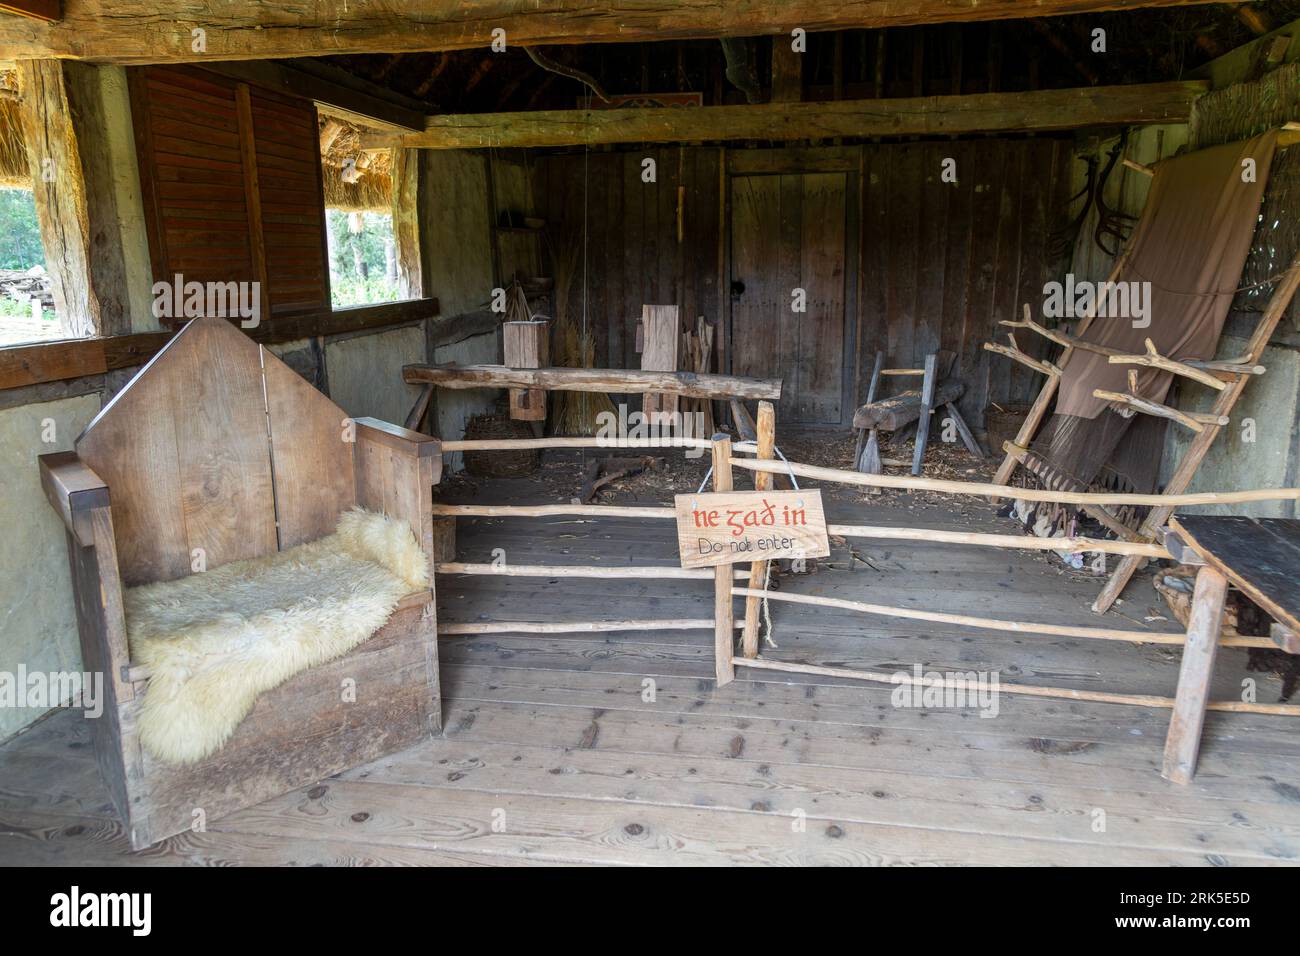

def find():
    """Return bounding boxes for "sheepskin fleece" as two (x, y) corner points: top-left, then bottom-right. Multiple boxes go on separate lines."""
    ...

(125, 509), (429, 765)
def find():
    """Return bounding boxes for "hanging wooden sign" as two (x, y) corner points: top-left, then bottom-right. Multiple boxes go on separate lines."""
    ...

(674, 489), (830, 569)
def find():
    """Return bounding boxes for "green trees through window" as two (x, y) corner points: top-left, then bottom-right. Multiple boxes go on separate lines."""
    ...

(326, 208), (400, 308)
(0, 188), (57, 345)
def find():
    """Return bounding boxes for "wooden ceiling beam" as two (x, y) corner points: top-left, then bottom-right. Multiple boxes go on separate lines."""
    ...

(201, 60), (426, 130)
(0, 0), (60, 22)
(0, 0), (1236, 64)
(360, 80), (1208, 150)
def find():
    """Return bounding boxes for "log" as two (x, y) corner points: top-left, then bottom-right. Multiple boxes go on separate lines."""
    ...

(733, 456), (1300, 507)
(733, 656), (1300, 715)
(852, 378), (963, 430)
(0, 3), (1227, 63)
(731, 587), (1273, 648)
(404, 363), (781, 400)
(367, 82), (1207, 150)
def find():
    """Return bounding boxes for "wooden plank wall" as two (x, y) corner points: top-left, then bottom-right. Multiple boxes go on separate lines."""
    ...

(861, 137), (1074, 424)
(533, 148), (721, 373)
(534, 138), (1069, 428)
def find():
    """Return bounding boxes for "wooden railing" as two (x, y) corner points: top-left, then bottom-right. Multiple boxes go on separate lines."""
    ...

(432, 435), (746, 643)
(723, 450), (1300, 731)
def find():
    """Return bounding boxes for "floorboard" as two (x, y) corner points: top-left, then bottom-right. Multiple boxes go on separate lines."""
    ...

(2, 445), (1297, 866)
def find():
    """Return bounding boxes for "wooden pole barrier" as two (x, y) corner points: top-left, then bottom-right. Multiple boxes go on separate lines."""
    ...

(712, 434), (736, 686)
(441, 436), (712, 451)
(733, 656), (1300, 716)
(828, 523), (1169, 558)
(431, 503), (673, 519)
(741, 401), (775, 658)
(732, 457), (1300, 508)
(731, 587), (1273, 648)
(437, 561), (748, 580)
(439, 619), (741, 635)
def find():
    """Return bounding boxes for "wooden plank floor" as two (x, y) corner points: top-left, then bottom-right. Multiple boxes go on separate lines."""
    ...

(3, 453), (1299, 866)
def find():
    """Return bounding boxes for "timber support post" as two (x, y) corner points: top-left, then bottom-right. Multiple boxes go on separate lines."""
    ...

(712, 434), (736, 686)
(741, 401), (775, 658)
(1162, 565), (1228, 784)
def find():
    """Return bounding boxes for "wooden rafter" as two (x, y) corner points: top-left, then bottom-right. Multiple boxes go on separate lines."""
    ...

(362, 81), (1207, 150)
(0, 1), (1231, 64)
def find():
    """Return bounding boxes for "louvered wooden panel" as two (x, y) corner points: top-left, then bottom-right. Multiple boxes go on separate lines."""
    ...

(132, 66), (256, 302)
(249, 89), (331, 315)
(131, 66), (331, 323)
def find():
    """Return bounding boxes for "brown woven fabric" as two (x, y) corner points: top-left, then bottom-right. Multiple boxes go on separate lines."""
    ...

(1057, 130), (1279, 419)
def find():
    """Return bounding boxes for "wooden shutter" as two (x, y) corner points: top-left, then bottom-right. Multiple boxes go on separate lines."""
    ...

(246, 87), (331, 315)
(130, 65), (330, 322)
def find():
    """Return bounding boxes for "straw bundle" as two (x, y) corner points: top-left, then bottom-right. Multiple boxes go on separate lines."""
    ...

(549, 227), (615, 435)
(0, 87), (30, 189)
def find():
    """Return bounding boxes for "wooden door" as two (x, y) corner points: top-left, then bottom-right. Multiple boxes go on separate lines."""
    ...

(729, 172), (847, 424)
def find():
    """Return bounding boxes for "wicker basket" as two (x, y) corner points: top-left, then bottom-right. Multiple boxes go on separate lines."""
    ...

(462, 412), (540, 478)
(985, 403), (1032, 454)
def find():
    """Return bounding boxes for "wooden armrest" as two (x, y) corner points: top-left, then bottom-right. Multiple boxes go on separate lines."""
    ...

(39, 451), (110, 547)
(353, 417), (441, 458)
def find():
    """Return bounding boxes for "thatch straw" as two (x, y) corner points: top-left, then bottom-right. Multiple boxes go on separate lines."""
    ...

(319, 114), (392, 212)
(0, 76), (31, 189)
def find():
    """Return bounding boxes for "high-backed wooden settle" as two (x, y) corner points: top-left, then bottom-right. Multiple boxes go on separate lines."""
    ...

(38, 316), (443, 849)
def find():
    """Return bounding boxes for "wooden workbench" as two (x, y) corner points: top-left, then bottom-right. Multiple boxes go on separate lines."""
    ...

(1162, 515), (1300, 783)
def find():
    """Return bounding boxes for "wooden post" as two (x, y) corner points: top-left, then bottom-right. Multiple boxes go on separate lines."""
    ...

(503, 319), (550, 421)
(911, 352), (938, 476)
(741, 402), (775, 658)
(1162, 565), (1228, 784)
(390, 147), (423, 299)
(712, 434), (735, 686)
(17, 59), (118, 338)
(641, 304), (681, 422)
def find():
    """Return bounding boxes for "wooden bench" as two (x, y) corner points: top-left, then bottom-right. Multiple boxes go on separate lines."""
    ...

(38, 316), (443, 849)
(1162, 515), (1300, 783)
(852, 350), (982, 476)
